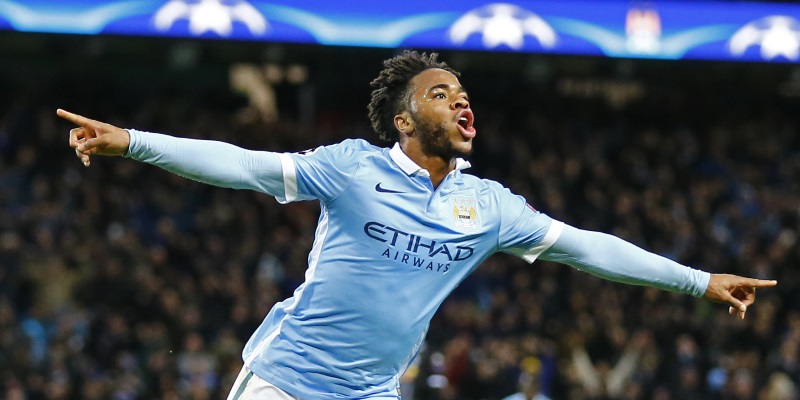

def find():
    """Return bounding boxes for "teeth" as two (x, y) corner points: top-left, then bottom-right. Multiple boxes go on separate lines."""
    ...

(459, 117), (468, 122)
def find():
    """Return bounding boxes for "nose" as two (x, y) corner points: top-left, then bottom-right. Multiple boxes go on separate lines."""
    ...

(452, 97), (469, 110)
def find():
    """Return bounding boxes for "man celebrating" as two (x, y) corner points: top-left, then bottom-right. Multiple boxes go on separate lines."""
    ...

(58, 51), (776, 399)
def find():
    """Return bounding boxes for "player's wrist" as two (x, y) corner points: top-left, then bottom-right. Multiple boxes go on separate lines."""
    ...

(123, 128), (136, 157)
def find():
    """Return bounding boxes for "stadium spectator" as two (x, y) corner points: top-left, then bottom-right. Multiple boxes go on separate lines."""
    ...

(0, 43), (796, 399)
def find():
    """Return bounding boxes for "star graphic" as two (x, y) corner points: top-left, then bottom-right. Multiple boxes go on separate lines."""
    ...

(482, 6), (526, 48)
(761, 19), (800, 60)
(189, 0), (232, 35)
(154, 0), (267, 37)
(730, 16), (800, 61)
(449, 3), (556, 50)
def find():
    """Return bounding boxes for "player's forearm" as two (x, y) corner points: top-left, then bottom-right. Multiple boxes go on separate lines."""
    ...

(126, 129), (285, 197)
(541, 225), (710, 297)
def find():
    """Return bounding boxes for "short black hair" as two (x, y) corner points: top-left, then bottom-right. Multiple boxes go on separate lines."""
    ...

(368, 51), (459, 142)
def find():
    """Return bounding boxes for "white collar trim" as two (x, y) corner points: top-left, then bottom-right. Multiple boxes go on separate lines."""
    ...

(389, 142), (471, 176)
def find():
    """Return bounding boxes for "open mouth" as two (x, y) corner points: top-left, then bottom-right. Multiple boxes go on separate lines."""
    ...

(456, 110), (476, 138)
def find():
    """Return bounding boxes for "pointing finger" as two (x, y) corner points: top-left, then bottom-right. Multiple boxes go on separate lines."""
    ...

(57, 109), (95, 128)
(745, 279), (778, 287)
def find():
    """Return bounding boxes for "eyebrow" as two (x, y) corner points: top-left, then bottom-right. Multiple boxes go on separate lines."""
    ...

(427, 83), (468, 96)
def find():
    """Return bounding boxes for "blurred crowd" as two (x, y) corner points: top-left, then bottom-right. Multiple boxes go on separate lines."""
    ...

(0, 45), (799, 400)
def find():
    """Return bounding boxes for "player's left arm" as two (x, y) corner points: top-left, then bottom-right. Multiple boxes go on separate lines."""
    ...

(540, 224), (777, 319)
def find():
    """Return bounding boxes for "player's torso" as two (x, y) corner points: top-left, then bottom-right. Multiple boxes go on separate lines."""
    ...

(283, 150), (500, 361)
(252, 147), (504, 397)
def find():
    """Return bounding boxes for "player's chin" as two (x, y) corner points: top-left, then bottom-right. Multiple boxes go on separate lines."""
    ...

(451, 139), (473, 157)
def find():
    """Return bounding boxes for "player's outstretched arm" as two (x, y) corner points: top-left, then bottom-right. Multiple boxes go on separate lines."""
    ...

(540, 224), (777, 320)
(57, 109), (285, 197)
(58, 109), (130, 166)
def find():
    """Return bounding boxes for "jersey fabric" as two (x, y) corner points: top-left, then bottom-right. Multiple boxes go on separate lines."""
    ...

(242, 139), (562, 399)
(124, 131), (709, 398)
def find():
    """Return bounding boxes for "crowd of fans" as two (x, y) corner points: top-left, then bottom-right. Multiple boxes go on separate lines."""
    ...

(0, 41), (799, 399)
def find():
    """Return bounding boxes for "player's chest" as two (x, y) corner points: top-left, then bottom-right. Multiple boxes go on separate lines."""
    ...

(340, 173), (490, 236)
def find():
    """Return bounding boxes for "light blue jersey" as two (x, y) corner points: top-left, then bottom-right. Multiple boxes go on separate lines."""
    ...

(126, 130), (710, 399)
(242, 139), (561, 399)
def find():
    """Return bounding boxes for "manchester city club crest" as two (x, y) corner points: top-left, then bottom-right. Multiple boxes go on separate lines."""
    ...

(450, 196), (480, 231)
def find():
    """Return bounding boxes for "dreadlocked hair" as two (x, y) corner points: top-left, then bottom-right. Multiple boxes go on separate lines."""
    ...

(368, 51), (459, 142)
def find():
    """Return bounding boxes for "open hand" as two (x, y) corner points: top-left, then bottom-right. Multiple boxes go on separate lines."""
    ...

(703, 274), (777, 320)
(57, 109), (130, 167)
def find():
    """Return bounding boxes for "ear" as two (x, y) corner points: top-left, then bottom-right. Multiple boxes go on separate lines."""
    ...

(394, 111), (414, 137)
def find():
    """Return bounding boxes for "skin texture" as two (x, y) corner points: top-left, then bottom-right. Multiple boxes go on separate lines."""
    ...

(393, 68), (474, 188)
(57, 65), (777, 319)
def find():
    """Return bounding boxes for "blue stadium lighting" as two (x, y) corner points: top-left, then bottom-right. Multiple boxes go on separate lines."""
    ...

(1, 0), (799, 62)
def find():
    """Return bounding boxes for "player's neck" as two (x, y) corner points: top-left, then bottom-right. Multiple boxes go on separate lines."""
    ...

(400, 141), (455, 189)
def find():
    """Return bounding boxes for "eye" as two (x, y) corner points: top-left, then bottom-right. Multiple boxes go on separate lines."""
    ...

(433, 92), (446, 99)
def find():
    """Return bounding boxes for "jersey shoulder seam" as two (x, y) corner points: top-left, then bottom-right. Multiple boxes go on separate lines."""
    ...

(326, 144), (371, 203)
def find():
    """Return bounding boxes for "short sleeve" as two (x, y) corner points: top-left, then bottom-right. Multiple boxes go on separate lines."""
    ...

(277, 139), (366, 204)
(496, 187), (564, 263)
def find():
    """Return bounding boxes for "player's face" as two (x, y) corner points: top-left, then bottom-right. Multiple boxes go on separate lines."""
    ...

(408, 68), (476, 159)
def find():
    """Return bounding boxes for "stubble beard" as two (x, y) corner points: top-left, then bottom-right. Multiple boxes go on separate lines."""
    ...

(415, 116), (472, 160)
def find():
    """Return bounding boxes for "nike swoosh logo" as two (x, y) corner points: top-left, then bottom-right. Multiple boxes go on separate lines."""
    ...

(375, 183), (404, 193)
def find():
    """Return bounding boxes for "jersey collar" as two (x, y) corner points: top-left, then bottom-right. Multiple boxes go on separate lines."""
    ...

(389, 143), (471, 176)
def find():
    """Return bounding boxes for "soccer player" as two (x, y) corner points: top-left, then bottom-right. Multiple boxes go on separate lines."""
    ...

(58, 51), (776, 400)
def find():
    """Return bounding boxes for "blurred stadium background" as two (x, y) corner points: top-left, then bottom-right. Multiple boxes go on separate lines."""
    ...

(1, 0), (800, 399)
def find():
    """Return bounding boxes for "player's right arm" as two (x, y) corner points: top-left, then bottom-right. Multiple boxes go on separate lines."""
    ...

(493, 182), (777, 320)
(58, 109), (284, 197)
